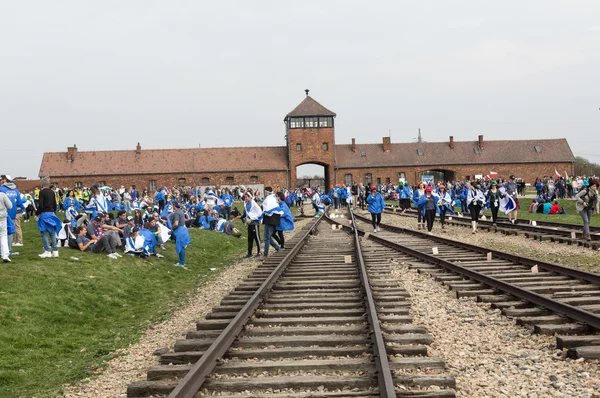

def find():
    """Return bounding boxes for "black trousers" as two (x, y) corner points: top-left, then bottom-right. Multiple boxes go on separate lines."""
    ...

(273, 230), (285, 248)
(425, 209), (436, 231)
(490, 205), (500, 224)
(247, 222), (261, 255)
(417, 204), (425, 223)
(469, 203), (482, 222)
(439, 209), (446, 226)
(371, 213), (381, 229)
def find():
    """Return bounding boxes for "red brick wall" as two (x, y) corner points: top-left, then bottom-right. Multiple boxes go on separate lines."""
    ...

(288, 127), (335, 188)
(49, 171), (288, 192)
(336, 162), (574, 186)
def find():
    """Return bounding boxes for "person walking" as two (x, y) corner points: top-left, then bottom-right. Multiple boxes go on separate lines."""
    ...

(366, 185), (385, 232)
(418, 186), (439, 234)
(467, 182), (486, 234)
(486, 181), (505, 229)
(274, 191), (294, 250)
(36, 177), (62, 258)
(575, 179), (599, 241)
(169, 200), (190, 267)
(436, 185), (452, 230)
(262, 187), (282, 257)
(413, 182), (426, 230)
(504, 175), (520, 224)
(0, 190), (13, 262)
(244, 192), (263, 258)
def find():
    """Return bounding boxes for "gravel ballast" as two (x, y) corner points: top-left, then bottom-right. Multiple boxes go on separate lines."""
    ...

(61, 219), (311, 398)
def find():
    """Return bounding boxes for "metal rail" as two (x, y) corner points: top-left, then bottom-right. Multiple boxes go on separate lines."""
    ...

(354, 213), (600, 286)
(348, 211), (397, 397)
(352, 213), (600, 331)
(168, 215), (324, 398)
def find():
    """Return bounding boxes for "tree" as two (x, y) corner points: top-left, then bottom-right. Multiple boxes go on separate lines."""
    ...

(574, 156), (600, 177)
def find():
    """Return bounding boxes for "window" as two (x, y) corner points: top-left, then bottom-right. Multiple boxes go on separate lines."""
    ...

(361, 151), (366, 157)
(386, 177), (391, 184)
(296, 144), (302, 152)
(290, 118), (304, 128)
(473, 147), (481, 154)
(398, 172), (406, 180)
(99, 181), (106, 187)
(376, 178), (382, 185)
(305, 117), (318, 128)
(365, 174), (372, 185)
(345, 174), (353, 186)
(178, 178), (186, 184)
(322, 142), (328, 151)
(416, 149), (424, 156)
(226, 176), (234, 183)
(250, 175), (259, 182)
(75, 182), (83, 189)
(319, 117), (333, 127)
(201, 177), (210, 183)
(534, 145), (541, 153)
(149, 180), (157, 191)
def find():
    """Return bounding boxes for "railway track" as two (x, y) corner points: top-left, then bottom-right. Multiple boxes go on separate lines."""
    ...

(127, 210), (457, 397)
(352, 212), (600, 360)
(382, 206), (600, 250)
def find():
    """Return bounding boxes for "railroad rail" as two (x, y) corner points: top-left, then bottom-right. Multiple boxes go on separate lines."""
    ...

(382, 206), (600, 249)
(127, 210), (456, 397)
(352, 212), (600, 360)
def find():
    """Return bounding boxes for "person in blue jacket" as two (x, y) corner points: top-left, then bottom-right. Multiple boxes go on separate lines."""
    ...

(273, 192), (294, 249)
(0, 175), (26, 253)
(412, 182), (426, 230)
(221, 188), (234, 219)
(366, 185), (385, 232)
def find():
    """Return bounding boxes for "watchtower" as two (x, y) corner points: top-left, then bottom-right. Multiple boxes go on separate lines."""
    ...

(284, 90), (336, 189)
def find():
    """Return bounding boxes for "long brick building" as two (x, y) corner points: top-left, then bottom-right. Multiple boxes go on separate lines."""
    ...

(39, 92), (574, 191)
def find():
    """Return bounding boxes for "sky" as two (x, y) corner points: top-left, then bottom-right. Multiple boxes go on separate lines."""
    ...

(1, 1), (599, 180)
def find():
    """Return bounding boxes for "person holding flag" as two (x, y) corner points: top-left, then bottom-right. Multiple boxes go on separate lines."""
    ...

(504, 175), (520, 224)
(262, 187), (282, 257)
(486, 181), (505, 228)
(467, 182), (486, 233)
(244, 191), (263, 258)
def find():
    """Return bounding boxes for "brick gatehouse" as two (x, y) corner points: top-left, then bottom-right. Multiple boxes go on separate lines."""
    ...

(39, 91), (574, 191)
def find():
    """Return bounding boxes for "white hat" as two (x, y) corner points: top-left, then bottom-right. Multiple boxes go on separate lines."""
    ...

(3, 174), (13, 182)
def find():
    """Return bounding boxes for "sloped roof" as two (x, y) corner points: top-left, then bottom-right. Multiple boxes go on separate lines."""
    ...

(336, 138), (573, 168)
(39, 146), (288, 177)
(285, 95), (336, 119)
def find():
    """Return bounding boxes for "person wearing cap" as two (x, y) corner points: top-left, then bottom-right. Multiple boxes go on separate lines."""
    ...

(486, 181), (505, 228)
(262, 187), (282, 257)
(397, 182), (411, 213)
(436, 184), (453, 230)
(417, 185), (439, 234)
(35, 177), (62, 258)
(0, 189), (13, 262)
(366, 185), (385, 232)
(467, 182), (486, 233)
(123, 216), (136, 239)
(504, 175), (520, 224)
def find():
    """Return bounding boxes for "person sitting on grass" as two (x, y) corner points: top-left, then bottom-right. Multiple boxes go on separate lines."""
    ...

(223, 215), (242, 238)
(528, 199), (537, 213)
(124, 226), (164, 258)
(542, 199), (552, 215)
(550, 199), (567, 215)
(74, 225), (121, 259)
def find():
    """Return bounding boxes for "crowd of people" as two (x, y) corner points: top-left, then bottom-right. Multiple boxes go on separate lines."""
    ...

(1, 173), (599, 265)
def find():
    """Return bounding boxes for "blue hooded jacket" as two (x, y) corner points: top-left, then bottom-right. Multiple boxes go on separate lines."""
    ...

(366, 192), (385, 214)
(0, 183), (25, 220)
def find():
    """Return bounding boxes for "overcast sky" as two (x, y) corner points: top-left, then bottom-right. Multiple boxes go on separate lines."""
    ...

(1, 1), (599, 180)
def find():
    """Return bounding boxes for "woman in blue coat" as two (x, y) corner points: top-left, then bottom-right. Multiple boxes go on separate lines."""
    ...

(274, 192), (294, 249)
(412, 182), (426, 230)
(366, 185), (385, 232)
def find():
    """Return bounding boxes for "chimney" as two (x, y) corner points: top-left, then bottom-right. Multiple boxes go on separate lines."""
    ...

(382, 136), (391, 152)
(67, 144), (77, 162)
(351, 138), (356, 152)
(136, 142), (141, 155)
(449, 136), (455, 149)
(478, 135), (484, 149)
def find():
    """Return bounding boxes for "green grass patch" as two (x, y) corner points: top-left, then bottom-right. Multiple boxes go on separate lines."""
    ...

(0, 214), (248, 397)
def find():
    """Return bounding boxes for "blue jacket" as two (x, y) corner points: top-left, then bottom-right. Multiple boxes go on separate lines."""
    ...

(398, 186), (411, 200)
(417, 193), (441, 216)
(366, 192), (385, 214)
(222, 194), (234, 207)
(276, 202), (295, 231)
(0, 183), (25, 220)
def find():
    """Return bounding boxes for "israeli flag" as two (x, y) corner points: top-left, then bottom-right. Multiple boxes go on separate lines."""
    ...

(498, 187), (516, 214)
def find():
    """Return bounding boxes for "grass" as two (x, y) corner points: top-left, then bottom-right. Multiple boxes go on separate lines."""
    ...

(0, 212), (248, 398)
(386, 198), (600, 227)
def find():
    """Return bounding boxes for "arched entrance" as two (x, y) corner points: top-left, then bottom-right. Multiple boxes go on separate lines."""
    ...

(295, 163), (329, 189)
(418, 169), (456, 184)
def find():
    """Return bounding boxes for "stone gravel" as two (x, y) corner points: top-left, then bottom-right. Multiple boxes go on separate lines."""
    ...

(369, 210), (600, 396)
(61, 219), (311, 398)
